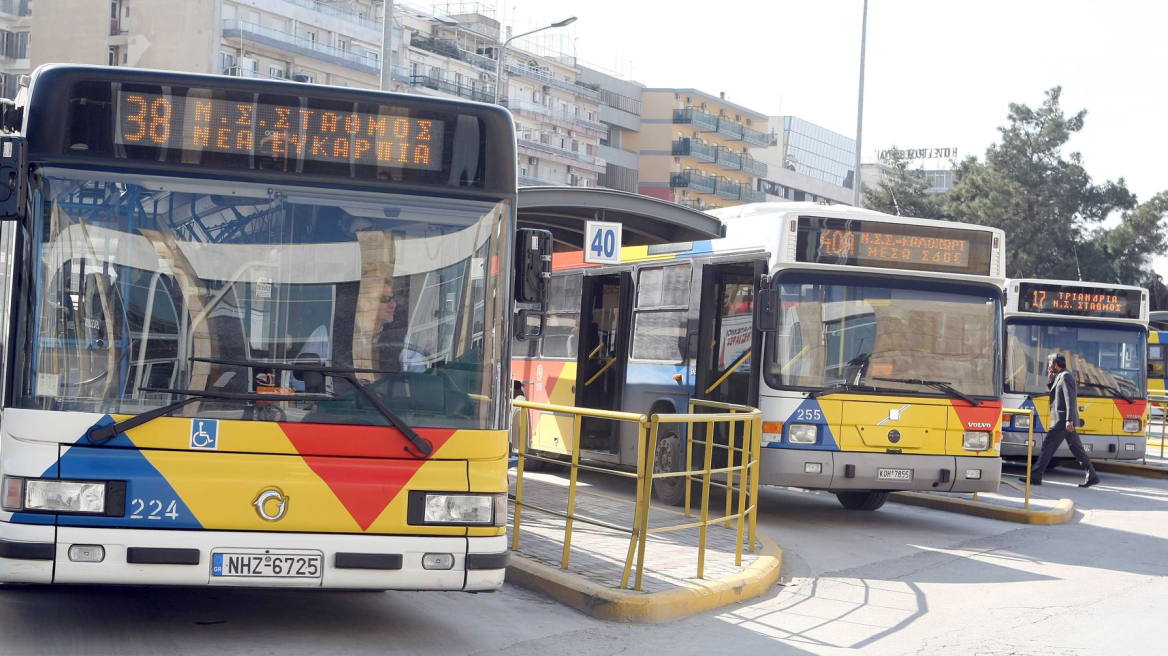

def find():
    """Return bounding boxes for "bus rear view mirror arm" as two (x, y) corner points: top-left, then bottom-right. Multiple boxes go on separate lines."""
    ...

(514, 228), (552, 341)
(755, 287), (780, 333)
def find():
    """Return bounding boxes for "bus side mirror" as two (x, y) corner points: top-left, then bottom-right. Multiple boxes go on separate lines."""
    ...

(0, 136), (27, 221)
(514, 228), (552, 341)
(755, 288), (779, 332)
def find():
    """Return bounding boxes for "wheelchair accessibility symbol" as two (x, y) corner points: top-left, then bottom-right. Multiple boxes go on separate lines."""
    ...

(190, 419), (219, 450)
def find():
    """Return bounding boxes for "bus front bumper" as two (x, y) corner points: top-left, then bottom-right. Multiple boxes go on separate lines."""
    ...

(1001, 431), (1145, 461)
(759, 448), (1001, 493)
(0, 522), (507, 590)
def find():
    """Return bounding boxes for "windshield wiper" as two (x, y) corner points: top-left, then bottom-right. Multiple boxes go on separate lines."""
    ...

(873, 377), (981, 406)
(86, 388), (338, 445)
(190, 356), (433, 457)
(1079, 381), (1134, 404)
(808, 383), (904, 398)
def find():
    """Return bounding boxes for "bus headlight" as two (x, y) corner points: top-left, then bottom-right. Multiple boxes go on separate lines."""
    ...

(422, 493), (505, 526)
(788, 424), (818, 444)
(1123, 419), (1142, 433)
(963, 431), (991, 451)
(1013, 415), (1031, 430)
(1, 476), (23, 511)
(24, 480), (106, 514)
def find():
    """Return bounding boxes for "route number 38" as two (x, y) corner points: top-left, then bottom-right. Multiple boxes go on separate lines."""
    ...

(795, 408), (823, 422)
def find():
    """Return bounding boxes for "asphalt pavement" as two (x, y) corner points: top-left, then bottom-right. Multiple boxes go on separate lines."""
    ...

(2, 462), (1166, 655)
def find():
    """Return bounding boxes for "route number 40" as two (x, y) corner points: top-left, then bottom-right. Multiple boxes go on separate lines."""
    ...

(584, 220), (622, 264)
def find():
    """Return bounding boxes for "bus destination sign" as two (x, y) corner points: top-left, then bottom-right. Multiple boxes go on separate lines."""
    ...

(795, 216), (993, 275)
(1017, 282), (1143, 320)
(114, 91), (445, 170)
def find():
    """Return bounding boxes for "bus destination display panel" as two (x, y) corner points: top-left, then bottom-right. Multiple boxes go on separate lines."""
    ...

(795, 216), (994, 275)
(1018, 282), (1143, 319)
(114, 90), (444, 170)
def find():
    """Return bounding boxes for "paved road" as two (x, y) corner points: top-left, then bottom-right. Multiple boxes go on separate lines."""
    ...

(3, 463), (1166, 655)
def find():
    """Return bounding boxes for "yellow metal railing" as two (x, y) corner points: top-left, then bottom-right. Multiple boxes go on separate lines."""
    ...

(1002, 407), (1037, 509)
(1148, 395), (1168, 461)
(510, 398), (762, 591)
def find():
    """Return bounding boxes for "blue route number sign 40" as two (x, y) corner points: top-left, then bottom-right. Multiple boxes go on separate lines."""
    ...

(584, 220), (622, 264)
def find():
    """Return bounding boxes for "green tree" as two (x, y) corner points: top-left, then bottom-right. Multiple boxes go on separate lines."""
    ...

(944, 87), (1159, 283)
(861, 148), (942, 220)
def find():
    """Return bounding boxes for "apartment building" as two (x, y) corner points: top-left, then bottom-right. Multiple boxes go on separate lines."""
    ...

(627, 88), (769, 210)
(391, 2), (497, 103)
(0, 0), (31, 99)
(578, 64), (641, 193)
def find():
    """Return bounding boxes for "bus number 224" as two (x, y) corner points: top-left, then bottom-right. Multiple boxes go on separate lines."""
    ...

(130, 498), (180, 521)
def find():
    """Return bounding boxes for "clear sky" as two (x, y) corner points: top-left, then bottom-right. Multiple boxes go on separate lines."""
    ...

(498, 0), (1168, 276)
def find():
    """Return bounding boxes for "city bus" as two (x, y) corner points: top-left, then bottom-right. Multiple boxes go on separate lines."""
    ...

(1003, 280), (1149, 463)
(513, 202), (1007, 511)
(0, 65), (535, 590)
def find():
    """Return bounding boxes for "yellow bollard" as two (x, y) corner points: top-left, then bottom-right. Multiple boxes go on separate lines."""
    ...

(633, 418), (660, 591)
(560, 414), (583, 570)
(511, 405), (529, 552)
(696, 419), (715, 580)
(1024, 411), (1035, 511)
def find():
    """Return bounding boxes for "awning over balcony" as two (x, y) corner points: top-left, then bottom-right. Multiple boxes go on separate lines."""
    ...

(517, 187), (725, 251)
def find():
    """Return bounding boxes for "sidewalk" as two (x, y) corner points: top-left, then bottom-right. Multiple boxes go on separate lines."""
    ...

(506, 469), (781, 622)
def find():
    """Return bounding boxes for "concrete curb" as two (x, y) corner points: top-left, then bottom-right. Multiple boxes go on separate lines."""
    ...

(1067, 460), (1168, 479)
(505, 534), (782, 623)
(890, 491), (1074, 525)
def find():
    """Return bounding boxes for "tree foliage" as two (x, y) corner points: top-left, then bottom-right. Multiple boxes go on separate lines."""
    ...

(861, 148), (943, 220)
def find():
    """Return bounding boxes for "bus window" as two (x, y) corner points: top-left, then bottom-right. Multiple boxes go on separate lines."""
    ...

(541, 273), (583, 359)
(632, 264), (691, 362)
(1150, 344), (1165, 377)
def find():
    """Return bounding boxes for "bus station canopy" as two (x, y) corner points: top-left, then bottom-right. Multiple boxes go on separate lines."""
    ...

(516, 187), (726, 250)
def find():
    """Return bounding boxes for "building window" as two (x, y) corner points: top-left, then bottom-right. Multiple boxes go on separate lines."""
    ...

(305, 31), (317, 42)
(108, 46), (118, 67)
(337, 39), (347, 51)
(220, 51), (235, 72)
(270, 66), (285, 79)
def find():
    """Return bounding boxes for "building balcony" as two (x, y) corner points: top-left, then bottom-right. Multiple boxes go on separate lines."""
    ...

(503, 100), (607, 133)
(409, 74), (495, 103)
(410, 34), (496, 73)
(742, 157), (768, 177)
(518, 138), (606, 172)
(714, 148), (742, 170)
(672, 107), (719, 132)
(670, 172), (716, 195)
(391, 66), (411, 83)
(672, 138), (716, 164)
(504, 61), (600, 100)
(716, 118), (744, 140)
(742, 125), (770, 147)
(715, 178), (742, 200)
(222, 19), (380, 76)
(741, 187), (766, 203)
(0, 0), (30, 17)
(223, 66), (287, 81)
(519, 174), (569, 187)
(283, 0), (381, 31)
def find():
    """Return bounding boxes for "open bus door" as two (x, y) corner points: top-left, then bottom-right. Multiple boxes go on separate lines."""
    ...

(574, 270), (634, 454)
(690, 260), (767, 472)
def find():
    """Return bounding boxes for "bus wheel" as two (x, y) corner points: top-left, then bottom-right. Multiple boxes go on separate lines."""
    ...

(836, 490), (891, 511)
(652, 432), (687, 507)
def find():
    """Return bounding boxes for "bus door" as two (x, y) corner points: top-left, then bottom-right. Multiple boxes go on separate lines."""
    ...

(691, 261), (766, 467)
(575, 271), (634, 453)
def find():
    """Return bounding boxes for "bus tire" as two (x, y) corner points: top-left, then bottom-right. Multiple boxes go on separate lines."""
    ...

(652, 431), (687, 507)
(836, 490), (891, 511)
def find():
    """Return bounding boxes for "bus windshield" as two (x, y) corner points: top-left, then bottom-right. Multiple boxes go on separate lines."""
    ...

(15, 167), (508, 429)
(1006, 320), (1146, 398)
(767, 275), (1001, 398)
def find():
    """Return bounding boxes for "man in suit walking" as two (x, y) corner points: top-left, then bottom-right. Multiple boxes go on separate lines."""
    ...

(1020, 353), (1101, 488)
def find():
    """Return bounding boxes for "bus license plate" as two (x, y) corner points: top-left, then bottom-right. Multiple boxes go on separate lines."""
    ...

(877, 468), (912, 481)
(212, 552), (322, 579)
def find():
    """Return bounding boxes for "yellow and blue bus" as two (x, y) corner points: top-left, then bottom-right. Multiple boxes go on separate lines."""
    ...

(1003, 280), (1149, 463)
(513, 202), (1006, 511)
(0, 65), (534, 589)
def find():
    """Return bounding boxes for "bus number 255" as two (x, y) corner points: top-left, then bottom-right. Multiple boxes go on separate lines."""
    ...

(795, 408), (823, 422)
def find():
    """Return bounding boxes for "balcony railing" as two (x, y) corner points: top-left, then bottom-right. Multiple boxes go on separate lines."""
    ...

(716, 118), (744, 140)
(671, 138), (716, 163)
(0, 0), (30, 17)
(519, 174), (568, 186)
(283, 0), (381, 31)
(410, 34), (496, 73)
(409, 74), (495, 103)
(518, 138), (604, 167)
(672, 107), (719, 131)
(669, 172), (716, 195)
(223, 20), (380, 74)
(504, 61), (600, 100)
(391, 65), (411, 83)
(742, 125), (769, 147)
(741, 187), (766, 203)
(715, 178), (742, 200)
(223, 66), (287, 81)
(742, 157), (768, 177)
(503, 100), (606, 132)
(715, 148), (742, 170)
